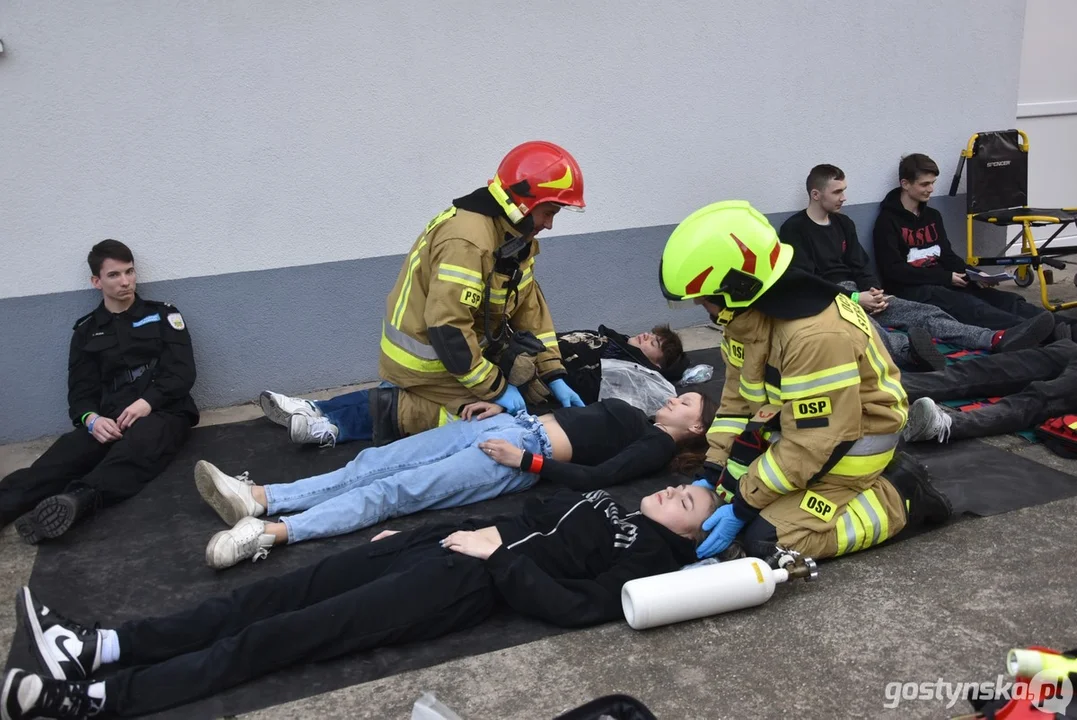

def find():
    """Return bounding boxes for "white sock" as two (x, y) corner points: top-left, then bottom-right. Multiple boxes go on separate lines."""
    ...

(99, 629), (121, 665)
(88, 681), (106, 700)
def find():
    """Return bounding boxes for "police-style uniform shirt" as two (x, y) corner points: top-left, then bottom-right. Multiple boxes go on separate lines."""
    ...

(68, 295), (199, 427)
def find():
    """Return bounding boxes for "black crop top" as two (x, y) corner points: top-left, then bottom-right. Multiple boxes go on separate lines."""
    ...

(539, 398), (678, 491)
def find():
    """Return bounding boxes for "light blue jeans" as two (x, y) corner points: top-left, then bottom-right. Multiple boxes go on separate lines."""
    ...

(263, 412), (552, 543)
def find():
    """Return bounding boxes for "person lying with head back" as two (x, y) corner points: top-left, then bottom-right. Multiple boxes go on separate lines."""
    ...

(4, 484), (719, 719)
(193, 391), (719, 569)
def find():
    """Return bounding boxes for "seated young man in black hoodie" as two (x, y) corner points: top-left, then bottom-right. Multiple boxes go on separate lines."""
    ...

(782, 164), (1055, 372)
(872, 153), (1071, 339)
(3, 484), (718, 719)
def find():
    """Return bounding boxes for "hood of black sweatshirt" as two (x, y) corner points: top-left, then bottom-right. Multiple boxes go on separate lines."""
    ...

(879, 186), (940, 231)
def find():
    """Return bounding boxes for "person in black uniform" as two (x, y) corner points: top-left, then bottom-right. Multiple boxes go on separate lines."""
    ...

(0, 240), (198, 544)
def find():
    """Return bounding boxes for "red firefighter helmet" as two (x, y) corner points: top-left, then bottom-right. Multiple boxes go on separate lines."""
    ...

(488, 141), (585, 223)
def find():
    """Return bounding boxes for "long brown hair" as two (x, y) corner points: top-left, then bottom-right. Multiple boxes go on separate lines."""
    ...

(667, 392), (719, 476)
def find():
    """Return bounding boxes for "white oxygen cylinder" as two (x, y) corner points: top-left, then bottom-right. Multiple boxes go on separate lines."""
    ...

(621, 557), (789, 630)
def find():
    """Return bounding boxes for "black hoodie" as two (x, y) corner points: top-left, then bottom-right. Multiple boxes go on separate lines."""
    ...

(872, 187), (968, 293)
(556, 325), (686, 404)
(484, 488), (698, 627)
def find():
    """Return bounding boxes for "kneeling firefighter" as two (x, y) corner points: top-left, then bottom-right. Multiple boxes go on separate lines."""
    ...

(659, 200), (953, 560)
(373, 141), (587, 440)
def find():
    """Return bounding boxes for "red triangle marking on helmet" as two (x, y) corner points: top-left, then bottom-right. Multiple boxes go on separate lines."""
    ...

(769, 241), (781, 269)
(730, 233), (757, 274)
(685, 266), (714, 295)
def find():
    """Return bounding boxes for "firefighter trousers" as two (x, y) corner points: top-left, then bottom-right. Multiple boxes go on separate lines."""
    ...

(737, 474), (908, 561)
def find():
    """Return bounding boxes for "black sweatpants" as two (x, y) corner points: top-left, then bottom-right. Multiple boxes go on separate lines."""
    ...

(105, 529), (496, 717)
(897, 284), (1045, 330)
(0, 411), (191, 526)
(901, 339), (1077, 439)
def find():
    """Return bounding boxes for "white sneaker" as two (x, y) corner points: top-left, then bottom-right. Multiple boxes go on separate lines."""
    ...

(194, 460), (265, 526)
(205, 517), (275, 570)
(259, 391), (322, 427)
(902, 398), (954, 443)
(290, 415), (338, 447)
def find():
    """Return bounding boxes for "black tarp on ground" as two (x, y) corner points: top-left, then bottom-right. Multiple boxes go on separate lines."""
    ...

(6, 348), (1076, 718)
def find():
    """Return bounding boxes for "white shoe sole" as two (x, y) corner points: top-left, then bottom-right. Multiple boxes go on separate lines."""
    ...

(194, 460), (253, 527)
(1, 668), (20, 720)
(17, 587), (65, 681)
(259, 392), (292, 427)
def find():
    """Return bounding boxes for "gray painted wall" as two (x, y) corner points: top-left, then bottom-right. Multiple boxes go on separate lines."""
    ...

(1, 0), (1025, 299)
(0, 195), (1000, 443)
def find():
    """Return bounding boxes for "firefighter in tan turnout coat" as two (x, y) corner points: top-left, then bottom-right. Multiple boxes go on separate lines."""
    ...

(659, 201), (953, 561)
(375, 141), (587, 438)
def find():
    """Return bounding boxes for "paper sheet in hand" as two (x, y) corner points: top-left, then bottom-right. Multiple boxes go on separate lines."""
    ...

(966, 268), (1015, 286)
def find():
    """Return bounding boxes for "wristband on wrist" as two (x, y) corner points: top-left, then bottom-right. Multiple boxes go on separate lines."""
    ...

(851, 292), (859, 304)
(87, 416), (98, 434)
(519, 450), (544, 474)
(81, 411), (96, 426)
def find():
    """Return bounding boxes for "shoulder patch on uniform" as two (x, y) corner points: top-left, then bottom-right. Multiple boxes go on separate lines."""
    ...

(167, 312), (186, 330)
(73, 312), (94, 330)
(834, 293), (872, 336)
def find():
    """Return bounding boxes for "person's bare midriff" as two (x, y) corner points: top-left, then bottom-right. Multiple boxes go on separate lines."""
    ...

(539, 413), (574, 461)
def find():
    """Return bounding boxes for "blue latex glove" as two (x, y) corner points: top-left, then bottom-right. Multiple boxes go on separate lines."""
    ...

(692, 478), (716, 491)
(548, 378), (585, 408)
(695, 504), (746, 560)
(494, 384), (527, 414)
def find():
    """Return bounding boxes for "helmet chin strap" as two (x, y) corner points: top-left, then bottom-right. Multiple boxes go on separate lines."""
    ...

(712, 308), (737, 326)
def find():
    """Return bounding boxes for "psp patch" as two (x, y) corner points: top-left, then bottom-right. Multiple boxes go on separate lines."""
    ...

(791, 396), (831, 428)
(460, 287), (482, 309)
(167, 313), (186, 331)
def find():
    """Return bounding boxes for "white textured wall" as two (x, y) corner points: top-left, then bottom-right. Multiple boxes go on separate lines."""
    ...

(0, 0), (1025, 300)
(1017, 0), (1077, 246)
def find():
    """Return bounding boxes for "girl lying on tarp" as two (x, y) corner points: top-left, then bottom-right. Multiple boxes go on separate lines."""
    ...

(192, 392), (718, 569)
(5, 483), (719, 719)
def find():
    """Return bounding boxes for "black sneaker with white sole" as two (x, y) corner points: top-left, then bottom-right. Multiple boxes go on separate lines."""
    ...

(16, 587), (101, 681)
(1, 669), (103, 719)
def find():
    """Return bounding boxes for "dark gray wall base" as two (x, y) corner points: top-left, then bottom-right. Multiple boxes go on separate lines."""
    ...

(0, 195), (1001, 443)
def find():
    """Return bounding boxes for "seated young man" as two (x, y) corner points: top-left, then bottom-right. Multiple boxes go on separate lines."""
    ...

(872, 153), (1072, 338)
(3, 484), (718, 719)
(258, 325), (687, 447)
(902, 339), (1077, 443)
(781, 164), (1054, 372)
(0, 240), (198, 544)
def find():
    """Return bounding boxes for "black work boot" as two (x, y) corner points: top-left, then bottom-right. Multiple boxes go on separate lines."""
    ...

(991, 312), (1056, 352)
(906, 327), (948, 372)
(15, 488), (99, 545)
(368, 385), (404, 447)
(886, 451), (953, 528)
